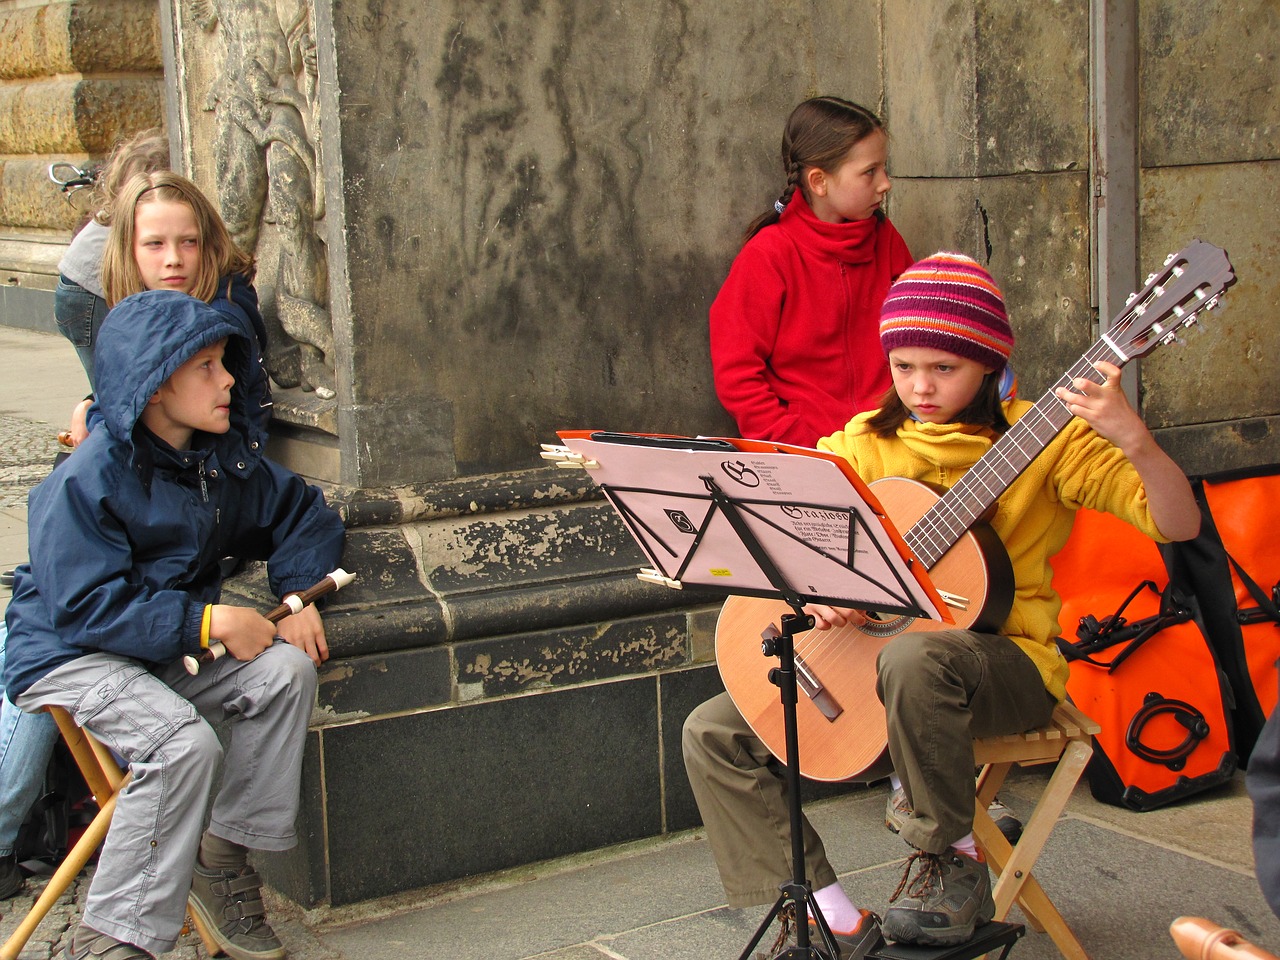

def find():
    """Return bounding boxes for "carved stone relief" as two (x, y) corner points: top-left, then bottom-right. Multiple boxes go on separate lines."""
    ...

(193, 0), (335, 401)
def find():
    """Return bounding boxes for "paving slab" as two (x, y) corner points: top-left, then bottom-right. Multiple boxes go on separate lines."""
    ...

(311, 778), (1278, 960)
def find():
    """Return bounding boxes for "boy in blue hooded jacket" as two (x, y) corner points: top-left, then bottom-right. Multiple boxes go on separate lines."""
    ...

(3, 290), (345, 960)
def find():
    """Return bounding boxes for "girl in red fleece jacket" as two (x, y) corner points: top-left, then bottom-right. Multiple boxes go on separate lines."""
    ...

(710, 96), (914, 447)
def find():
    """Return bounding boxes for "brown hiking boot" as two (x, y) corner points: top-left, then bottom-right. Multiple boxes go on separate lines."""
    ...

(882, 848), (995, 946)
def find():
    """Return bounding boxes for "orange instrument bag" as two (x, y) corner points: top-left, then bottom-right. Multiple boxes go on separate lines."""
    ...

(1051, 505), (1240, 811)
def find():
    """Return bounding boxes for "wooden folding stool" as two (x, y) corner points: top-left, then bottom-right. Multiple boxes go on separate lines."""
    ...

(1, 706), (130, 960)
(970, 700), (1101, 960)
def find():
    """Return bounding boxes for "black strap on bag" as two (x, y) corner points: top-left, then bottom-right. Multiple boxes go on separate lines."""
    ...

(1057, 579), (1195, 671)
(1227, 553), (1280, 627)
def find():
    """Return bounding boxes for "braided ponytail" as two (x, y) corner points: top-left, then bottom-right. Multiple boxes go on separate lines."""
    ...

(740, 97), (886, 246)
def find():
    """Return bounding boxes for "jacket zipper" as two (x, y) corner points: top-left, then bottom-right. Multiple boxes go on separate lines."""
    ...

(198, 461), (222, 542)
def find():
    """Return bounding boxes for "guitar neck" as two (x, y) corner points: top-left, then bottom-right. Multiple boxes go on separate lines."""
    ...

(906, 344), (1121, 569)
(901, 238), (1233, 570)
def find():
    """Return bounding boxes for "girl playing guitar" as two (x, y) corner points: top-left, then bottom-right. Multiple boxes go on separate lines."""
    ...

(683, 251), (1204, 953)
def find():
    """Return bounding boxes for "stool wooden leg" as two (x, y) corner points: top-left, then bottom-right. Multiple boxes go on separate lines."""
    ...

(976, 761), (1012, 809)
(975, 739), (1093, 960)
(49, 707), (122, 800)
(1, 707), (130, 960)
(0, 772), (131, 960)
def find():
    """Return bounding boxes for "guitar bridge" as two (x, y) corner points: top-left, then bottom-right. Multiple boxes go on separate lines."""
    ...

(795, 655), (843, 722)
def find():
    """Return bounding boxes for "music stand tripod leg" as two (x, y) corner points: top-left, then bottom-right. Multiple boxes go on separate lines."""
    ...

(736, 611), (841, 960)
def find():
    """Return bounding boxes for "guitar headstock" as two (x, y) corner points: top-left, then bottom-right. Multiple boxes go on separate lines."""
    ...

(1105, 240), (1236, 361)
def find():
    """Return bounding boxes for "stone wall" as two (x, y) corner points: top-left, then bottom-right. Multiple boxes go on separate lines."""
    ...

(1134, 0), (1280, 469)
(0, 0), (164, 327)
(883, 0), (1279, 475)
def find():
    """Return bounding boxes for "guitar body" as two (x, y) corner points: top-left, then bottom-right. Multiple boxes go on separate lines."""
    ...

(715, 475), (1015, 782)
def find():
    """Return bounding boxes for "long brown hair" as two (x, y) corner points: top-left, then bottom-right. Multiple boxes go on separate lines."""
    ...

(864, 372), (1012, 438)
(742, 96), (887, 245)
(101, 172), (254, 306)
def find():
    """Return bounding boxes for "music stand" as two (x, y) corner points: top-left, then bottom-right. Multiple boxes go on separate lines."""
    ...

(543, 431), (949, 960)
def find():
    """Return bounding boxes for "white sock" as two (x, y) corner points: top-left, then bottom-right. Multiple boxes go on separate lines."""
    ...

(889, 773), (902, 791)
(951, 832), (979, 859)
(813, 882), (866, 934)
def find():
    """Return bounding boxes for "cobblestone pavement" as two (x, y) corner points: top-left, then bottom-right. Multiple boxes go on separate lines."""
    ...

(0, 867), (200, 960)
(0, 865), (327, 960)
(0, 415), (63, 511)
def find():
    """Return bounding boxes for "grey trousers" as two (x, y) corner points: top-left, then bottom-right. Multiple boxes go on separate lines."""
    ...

(17, 643), (317, 955)
(682, 630), (1054, 906)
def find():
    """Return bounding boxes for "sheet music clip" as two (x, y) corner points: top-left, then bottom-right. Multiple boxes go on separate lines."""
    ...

(637, 568), (682, 590)
(539, 443), (599, 469)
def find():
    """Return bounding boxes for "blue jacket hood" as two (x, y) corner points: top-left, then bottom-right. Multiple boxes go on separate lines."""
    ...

(95, 290), (268, 476)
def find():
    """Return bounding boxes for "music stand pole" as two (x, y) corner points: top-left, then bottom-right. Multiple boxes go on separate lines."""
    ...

(733, 608), (845, 960)
(699, 478), (841, 960)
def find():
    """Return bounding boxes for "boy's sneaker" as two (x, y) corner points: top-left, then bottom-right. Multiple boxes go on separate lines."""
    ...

(64, 924), (154, 959)
(807, 908), (884, 959)
(881, 848), (996, 946)
(0, 852), (23, 900)
(188, 863), (286, 960)
(884, 787), (1023, 846)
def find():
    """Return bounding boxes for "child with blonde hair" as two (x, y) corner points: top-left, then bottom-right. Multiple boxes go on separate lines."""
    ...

(71, 171), (269, 444)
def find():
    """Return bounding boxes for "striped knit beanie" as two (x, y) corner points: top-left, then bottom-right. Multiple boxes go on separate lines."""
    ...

(879, 252), (1013, 371)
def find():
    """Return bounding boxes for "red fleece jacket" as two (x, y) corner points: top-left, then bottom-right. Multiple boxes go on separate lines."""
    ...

(709, 192), (913, 446)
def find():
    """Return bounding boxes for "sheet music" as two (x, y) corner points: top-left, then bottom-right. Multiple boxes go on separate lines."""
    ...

(556, 432), (946, 621)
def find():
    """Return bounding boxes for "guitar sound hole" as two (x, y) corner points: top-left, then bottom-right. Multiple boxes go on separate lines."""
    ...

(860, 611), (914, 639)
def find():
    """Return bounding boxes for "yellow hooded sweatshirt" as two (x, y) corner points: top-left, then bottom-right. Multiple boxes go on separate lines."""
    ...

(818, 398), (1168, 702)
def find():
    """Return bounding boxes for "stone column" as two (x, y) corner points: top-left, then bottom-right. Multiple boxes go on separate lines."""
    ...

(161, 0), (891, 909)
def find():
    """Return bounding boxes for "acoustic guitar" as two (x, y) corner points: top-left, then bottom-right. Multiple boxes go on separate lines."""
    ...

(715, 240), (1236, 782)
